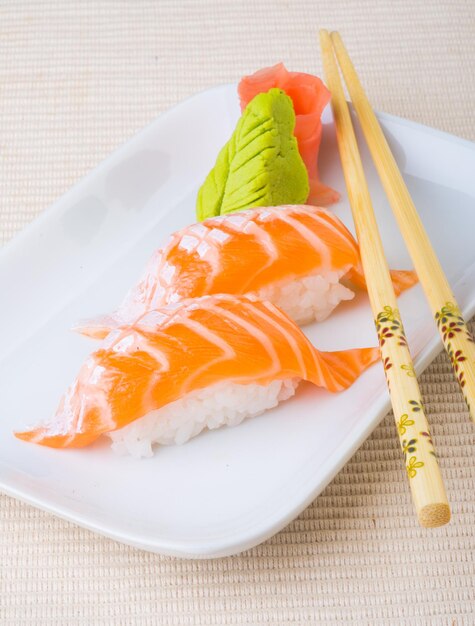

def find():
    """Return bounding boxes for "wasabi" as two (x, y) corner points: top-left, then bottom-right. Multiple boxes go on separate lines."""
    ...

(196, 88), (309, 221)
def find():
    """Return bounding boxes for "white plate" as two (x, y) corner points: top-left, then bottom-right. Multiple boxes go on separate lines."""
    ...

(1, 85), (474, 558)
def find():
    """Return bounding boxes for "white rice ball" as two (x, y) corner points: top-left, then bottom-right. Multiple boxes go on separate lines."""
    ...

(253, 269), (355, 325)
(108, 378), (299, 458)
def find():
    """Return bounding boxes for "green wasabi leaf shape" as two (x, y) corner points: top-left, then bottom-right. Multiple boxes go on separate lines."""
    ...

(196, 88), (309, 221)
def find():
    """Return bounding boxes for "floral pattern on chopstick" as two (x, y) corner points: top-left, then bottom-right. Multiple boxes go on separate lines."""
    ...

(404, 428), (437, 476)
(420, 430), (436, 457)
(397, 414), (415, 436)
(375, 305), (440, 480)
(447, 341), (471, 412)
(383, 357), (393, 386)
(406, 456), (424, 479)
(448, 342), (466, 388)
(375, 306), (408, 347)
(401, 363), (416, 378)
(402, 438), (417, 459)
(408, 399), (424, 413)
(398, 401), (435, 478)
(435, 302), (474, 343)
(435, 302), (475, 412)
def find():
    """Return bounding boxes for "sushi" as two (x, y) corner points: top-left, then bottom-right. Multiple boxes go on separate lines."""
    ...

(76, 205), (417, 339)
(16, 294), (379, 457)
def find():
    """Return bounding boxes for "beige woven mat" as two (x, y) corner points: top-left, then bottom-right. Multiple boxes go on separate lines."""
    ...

(1, 1), (474, 624)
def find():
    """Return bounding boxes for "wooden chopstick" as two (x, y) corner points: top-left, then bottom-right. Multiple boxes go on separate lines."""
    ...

(330, 30), (475, 422)
(319, 29), (450, 528)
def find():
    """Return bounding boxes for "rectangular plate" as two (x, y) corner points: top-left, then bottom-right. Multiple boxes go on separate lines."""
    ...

(1, 84), (474, 557)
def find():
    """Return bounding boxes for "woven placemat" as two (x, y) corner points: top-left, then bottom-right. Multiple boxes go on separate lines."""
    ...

(1, 2), (474, 624)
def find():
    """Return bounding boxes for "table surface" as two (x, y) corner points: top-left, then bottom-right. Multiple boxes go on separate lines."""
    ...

(1, 1), (474, 624)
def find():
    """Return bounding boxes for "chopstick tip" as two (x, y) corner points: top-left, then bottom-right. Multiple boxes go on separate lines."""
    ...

(330, 31), (343, 45)
(418, 502), (451, 528)
(319, 29), (332, 49)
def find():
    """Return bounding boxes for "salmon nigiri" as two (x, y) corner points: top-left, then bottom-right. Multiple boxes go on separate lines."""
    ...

(76, 205), (417, 340)
(16, 295), (379, 457)
(239, 63), (339, 206)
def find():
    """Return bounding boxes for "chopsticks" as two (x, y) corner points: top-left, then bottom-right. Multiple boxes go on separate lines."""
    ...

(319, 30), (450, 527)
(330, 31), (475, 422)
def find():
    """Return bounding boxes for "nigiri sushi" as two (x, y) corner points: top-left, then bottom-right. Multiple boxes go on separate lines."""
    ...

(16, 295), (379, 457)
(76, 205), (417, 340)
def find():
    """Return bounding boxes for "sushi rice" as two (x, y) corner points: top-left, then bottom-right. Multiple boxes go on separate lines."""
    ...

(75, 267), (356, 340)
(253, 269), (354, 326)
(109, 378), (299, 458)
